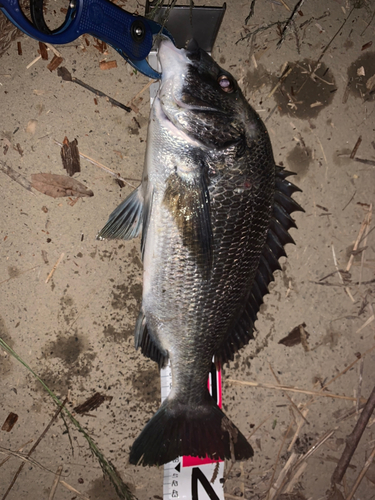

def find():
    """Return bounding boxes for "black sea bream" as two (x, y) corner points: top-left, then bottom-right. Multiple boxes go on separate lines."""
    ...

(98, 39), (302, 466)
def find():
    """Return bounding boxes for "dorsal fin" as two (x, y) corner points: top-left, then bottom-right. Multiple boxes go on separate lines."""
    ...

(215, 167), (304, 365)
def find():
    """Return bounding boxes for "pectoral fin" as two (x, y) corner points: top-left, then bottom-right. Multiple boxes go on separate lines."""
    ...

(163, 169), (212, 277)
(97, 185), (143, 240)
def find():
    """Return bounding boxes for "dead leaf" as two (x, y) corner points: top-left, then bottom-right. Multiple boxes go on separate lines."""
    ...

(61, 137), (81, 176)
(1, 412), (18, 432)
(74, 393), (113, 414)
(47, 55), (64, 72)
(14, 143), (24, 156)
(38, 42), (48, 60)
(26, 119), (38, 136)
(31, 173), (93, 198)
(2, 138), (11, 155)
(41, 249), (49, 264)
(357, 66), (365, 77)
(93, 38), (107, 53)
(279, 322), (310, 349)
(99, 60), (117, 70)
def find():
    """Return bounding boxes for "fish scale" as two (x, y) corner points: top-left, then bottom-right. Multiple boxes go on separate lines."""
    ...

(97, 39), (303, 467)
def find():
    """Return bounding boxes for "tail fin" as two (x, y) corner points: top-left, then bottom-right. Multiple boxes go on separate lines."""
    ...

(129, 394), (254, 466)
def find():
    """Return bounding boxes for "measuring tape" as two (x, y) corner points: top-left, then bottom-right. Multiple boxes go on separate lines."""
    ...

(160, 362), (225, 500)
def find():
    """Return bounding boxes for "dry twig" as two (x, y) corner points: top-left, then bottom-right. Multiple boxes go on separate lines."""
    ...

(316, 6), (355, 66)
(350, 136), (362, 159)
(345, 444), (375, 500)
(245, 0), (257, 24)
(277, 0), (306, 48)
(0, 160), (34, 193)
(45, 253), (65, 283)
(57, 67), (131, 112)
(331, 385), (375, 485)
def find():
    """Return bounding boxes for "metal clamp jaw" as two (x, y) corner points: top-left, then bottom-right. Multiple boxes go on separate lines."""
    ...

(0, 0), (173, 78)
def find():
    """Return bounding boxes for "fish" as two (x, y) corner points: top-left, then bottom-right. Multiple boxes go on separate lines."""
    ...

(97, 39), (303, 467)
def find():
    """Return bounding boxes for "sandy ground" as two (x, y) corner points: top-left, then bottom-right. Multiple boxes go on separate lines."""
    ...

(1, 0), (375, 499)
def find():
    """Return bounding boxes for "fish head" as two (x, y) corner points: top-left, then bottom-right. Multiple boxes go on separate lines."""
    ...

(157, 40), (259, 149)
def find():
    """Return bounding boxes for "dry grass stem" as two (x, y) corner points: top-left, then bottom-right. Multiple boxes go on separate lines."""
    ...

(0, 159), (34, 193)
(128, 79), (157, 106)
(248, 415), (271, 440)
(1, 398), (67, 500)
(345, 208), (372, 274)
(294, 428), (336, 468)
(267, 66), (293, 98)
(0, 266), (40, 286)
(266, 419), (294, 500)
(49, 466), (63, 500)
(345, 444), (375, 500)
(279, 0), (291, 11)
(284, 461), (307, 493)
(356, 314), (375, 334)
(356, 358), (364, 414)
(331, 245), (344, 285)
(287, 409), (309, 452)
(359, 204), (372, 285)
(45, 43), (63, 58)
(226, 379), (367, 403)
(45, 253), (65, 283)
(268, 451), (300, 500)
(0, 440), (33, 468)
(269, 362), (309, 424)
(59, 479), (90, 499)
(274, 429), (336, 499)
(53, 139), (139, 188)
(240, 462), (245, 497)
(305, 345), (375, 408)
(0, 447), (62, 475)
(26, 54), (42, 69)
(332, 243), (355, 302)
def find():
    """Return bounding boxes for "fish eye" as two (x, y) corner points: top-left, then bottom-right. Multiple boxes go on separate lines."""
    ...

(218, 75), (234, 93)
